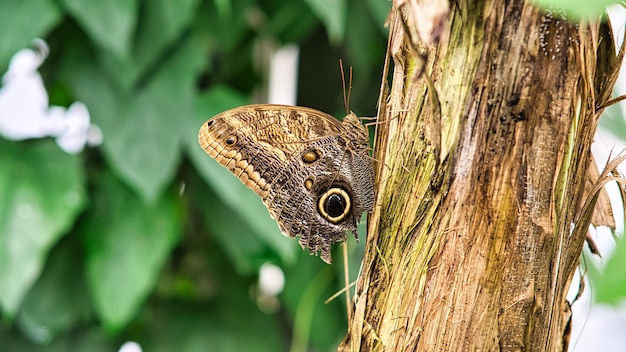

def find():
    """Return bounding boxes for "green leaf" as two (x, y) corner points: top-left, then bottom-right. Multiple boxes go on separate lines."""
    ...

(63, 33), (208, 203)
(190, 174), (279, 273)
(196, 0), (253, 53)
(138, 294), (284, 351)
(188, 87), (298, 265)
(263, 1), (318, 44)
(184, 86), (248, 148)
(134, 0), (202, 69)
(58, 0), (138, 59)
(0, 0), (62, 70)
(0, 327), (114, 352)
(304, 0), (347, 43)
(100, 0), (203, 89)
(282, 253), (346, 351)
(0, 139), (86, 317)
(16, 239), (92, 345)
(212, 0), (232, 17)
(365, 0), (391, 32)
(593, 233), (626, 305)
(346, 1), (386, 74)
(529, 0), (616, 19)
(82, 171), (182, 329)
(599, 102), (626, 143)
(138, 248), (284, 351)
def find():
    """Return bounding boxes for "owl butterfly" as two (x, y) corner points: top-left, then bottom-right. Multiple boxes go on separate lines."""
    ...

(198, 104), (375, 263)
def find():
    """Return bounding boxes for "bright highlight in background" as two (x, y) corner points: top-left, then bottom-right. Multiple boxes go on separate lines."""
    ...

(0, 38), (102, 154)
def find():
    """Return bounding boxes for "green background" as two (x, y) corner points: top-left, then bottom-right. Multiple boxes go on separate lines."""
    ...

(0, 0), (388, 350)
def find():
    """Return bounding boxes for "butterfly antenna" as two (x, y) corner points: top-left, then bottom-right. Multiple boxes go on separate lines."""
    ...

(348, 66), (353, 112)
(340, 59), (351, 115)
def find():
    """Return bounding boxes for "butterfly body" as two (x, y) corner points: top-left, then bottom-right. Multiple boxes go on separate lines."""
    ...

(198, 104), (374, 263)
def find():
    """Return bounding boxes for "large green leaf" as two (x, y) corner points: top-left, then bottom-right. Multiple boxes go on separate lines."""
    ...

(195, 0), (251, 53)
(262, 1), (318, 44)
(63, 34), (208, 203)
(190, 174), (281, 273)
(16, 239), (92, 345)
(0, 139), (86, 317)
(346, 1), (386, 75)
(82, 171), (183, 329)
(58, 0), (138, 59)
(138, 285), (284, 352)
(187, 87), (298, 266)
(0, 327), (114, 352)
(282, 252), (347, 351)
(212, 0), (232, 17)
(134, 0), (202, 70)
(137, 241), (285, 351)
(304, 0), (347, 43)
(365, 0), (391, 33)
(592, 232), (626, 305)
(599, 102), (626, 142)
(278, 217), (367, 350)
(100, 0), (202, 90)
(530, 0), (616, 19)
(0, 0), (62, 70)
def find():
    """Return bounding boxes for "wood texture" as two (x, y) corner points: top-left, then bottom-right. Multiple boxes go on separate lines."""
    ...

(340, 0), (623, 350)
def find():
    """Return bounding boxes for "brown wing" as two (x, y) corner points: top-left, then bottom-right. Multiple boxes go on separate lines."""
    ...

(198, 104), (373, 263)
(200, 104), (345, 162)
(197, 105), (346, 200)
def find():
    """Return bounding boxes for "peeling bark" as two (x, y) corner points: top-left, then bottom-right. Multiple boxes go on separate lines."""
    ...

(340, 1), (624, 351)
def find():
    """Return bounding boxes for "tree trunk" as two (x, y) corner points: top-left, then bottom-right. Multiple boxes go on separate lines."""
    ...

(340, 1), (623, 351)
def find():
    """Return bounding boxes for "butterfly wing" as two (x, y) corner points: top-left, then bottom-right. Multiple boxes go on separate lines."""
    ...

(198, 104), (374, 263)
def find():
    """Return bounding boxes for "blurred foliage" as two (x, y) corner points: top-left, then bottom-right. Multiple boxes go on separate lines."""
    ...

(0, 0), (388, 350)
(587, 103), (626, 306)
(599, 102), (626, 142)
(529, 0), (621, 18)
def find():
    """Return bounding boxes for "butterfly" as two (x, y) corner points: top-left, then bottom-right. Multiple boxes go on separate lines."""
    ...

(198, 104), (375, 263)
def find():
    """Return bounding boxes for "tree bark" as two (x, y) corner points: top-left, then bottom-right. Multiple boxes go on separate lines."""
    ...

(340, 0), (623, 351)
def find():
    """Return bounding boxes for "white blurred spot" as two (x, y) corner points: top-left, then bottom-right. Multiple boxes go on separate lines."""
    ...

(0, 44), (49, 139)
(256, 263), (285, 313)
(86, 124), (103, 146)
(0, 39), (101, 154)
(119, 341), (142, 352)
(259, 262), (285, 296)
(26, 324), (53, 345)
(55, 102), (93, 154)
(268, 45), (300, 105)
